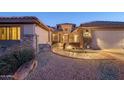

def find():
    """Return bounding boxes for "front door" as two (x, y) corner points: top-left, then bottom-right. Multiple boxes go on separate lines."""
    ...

(63, 34), (69, 43)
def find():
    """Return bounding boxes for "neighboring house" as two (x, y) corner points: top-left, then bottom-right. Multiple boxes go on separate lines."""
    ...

(0, 16), (51, 52)
(51, 21), (124, 50)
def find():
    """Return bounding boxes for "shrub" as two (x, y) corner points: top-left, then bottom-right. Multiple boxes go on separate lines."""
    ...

(13, 48), (35, 65)
(0, 47), (35, 75)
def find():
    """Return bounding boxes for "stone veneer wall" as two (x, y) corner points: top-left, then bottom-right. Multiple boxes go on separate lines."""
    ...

(0, 35), (34, 49)
(0, 41), (20, 56)
(0, 35), (35, 56)
(22, 35), (34, 48)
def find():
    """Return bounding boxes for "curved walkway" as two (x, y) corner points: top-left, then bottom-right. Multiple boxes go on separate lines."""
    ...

(26, 51), (124, 80)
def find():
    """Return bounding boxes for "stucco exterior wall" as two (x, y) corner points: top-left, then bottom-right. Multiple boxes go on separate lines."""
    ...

(91, 30), (124, 49)
(35, 25), (49, 44)
(35, 25), (50, 52)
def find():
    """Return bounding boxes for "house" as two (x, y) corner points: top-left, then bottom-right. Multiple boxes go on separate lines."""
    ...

(51, 21), (124, 50)
(0, 16), (51, 52)
(0, 17), (124, 51)
(51, 23), (82, 49)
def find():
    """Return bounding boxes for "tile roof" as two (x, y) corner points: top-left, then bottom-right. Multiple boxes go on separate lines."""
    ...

(80, 21), (124, 27)
(57, 23), (76, 26)
(0, 16), (50, 30)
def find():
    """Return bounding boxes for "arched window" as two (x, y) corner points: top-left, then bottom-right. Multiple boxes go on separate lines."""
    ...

(83, 30), (91, 38)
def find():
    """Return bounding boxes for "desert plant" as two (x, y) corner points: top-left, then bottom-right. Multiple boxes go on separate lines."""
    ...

(0, 47), (35, 75)
(13, 48), (35, 65)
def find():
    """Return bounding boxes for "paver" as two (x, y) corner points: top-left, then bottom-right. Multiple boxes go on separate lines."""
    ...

(26, 51), (124, 80)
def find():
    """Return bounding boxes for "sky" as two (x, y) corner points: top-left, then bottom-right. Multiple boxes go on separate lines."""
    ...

(1, 12), (124, 26)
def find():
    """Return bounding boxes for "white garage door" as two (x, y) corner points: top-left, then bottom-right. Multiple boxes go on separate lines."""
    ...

(91, 30), (124, 49)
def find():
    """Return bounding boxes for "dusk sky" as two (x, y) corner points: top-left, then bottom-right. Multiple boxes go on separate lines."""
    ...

(1, 12), (124, 26)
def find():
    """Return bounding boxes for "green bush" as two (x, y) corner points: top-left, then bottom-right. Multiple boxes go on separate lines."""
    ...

(0, 47), (35, 75)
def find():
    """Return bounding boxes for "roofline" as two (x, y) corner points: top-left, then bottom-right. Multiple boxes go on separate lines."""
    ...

(79, 26), (124, 30)
(0, 16), (50, 31)
(80, 21), (124, 28)
(57, 23), (76, 26)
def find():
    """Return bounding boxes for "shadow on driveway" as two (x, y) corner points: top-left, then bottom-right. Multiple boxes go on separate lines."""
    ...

(98, 61), (119, 80)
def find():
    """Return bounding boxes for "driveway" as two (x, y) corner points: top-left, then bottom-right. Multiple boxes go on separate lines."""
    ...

(26, 51), (124, 80)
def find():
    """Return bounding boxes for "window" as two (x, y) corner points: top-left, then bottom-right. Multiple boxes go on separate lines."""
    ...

(52, 34), (58, 41)
(86, 30), (89, 32)
(63, 34), (69, 42)
(65, 28), (68, 31)
(74, 35), (79, 42)
(69, 35), (74, 42)
(0, 27), (21, 40)
(83, 30), (91, 38)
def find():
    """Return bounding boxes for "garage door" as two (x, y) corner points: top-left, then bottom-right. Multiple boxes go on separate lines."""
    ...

(91, 30), (124, 49)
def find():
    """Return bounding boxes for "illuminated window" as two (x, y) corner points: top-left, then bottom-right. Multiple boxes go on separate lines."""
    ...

(52, 34), (58, 41)
(0, 27), (21, 40)
(63, 34), (69, 42)
(74, 35), (79, 42)
(69, 34), (74, 42)
(83, 31), (91, 38)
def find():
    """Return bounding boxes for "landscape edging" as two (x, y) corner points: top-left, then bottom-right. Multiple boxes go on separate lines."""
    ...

(13, 60), (37, 80)
(51, 49), (85, 60)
